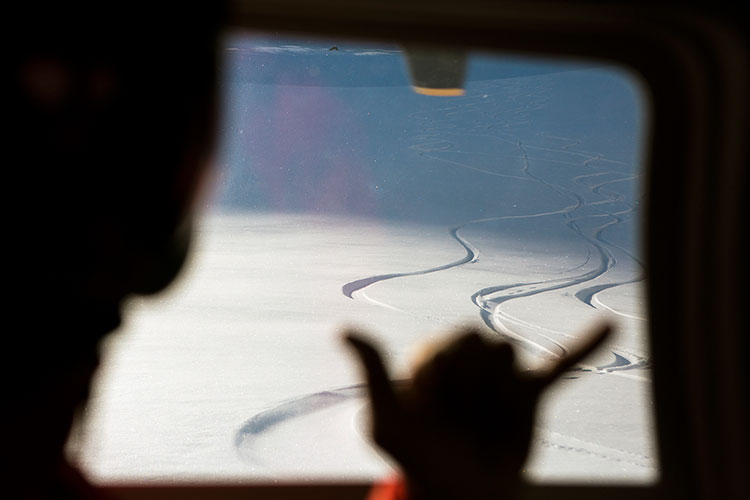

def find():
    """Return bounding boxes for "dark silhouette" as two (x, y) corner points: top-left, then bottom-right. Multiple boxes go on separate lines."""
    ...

(8, 4), (224, 498)
(346, 323), (611, 500)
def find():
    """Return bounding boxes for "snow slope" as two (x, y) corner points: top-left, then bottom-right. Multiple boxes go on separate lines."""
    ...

(71, 42), (656, 484)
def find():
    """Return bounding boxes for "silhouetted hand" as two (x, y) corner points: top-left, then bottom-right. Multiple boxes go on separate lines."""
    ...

(345, 323), (612, 500)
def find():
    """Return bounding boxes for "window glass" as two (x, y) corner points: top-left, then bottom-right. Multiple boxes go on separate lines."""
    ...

(72, 33), (656, 483)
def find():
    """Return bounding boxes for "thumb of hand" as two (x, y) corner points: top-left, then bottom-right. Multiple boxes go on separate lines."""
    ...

(344, 331), (405, 448)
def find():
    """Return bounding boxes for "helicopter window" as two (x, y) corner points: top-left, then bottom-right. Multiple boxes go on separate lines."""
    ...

(70, 32), (656, 485)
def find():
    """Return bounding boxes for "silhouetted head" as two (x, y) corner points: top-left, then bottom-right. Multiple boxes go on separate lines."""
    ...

(7, 4), (225, 495)
(11, 4), (223, 300)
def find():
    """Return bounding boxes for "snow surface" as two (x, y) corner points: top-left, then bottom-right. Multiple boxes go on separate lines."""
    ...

(69, 39), (657, 484)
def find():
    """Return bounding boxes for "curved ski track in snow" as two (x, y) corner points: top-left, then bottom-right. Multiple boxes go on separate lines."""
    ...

(342, 89), (648, 370)
(341, 226), (479, 299)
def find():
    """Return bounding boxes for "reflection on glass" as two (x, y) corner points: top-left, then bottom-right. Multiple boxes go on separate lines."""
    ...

(75, 34), (655, 483)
